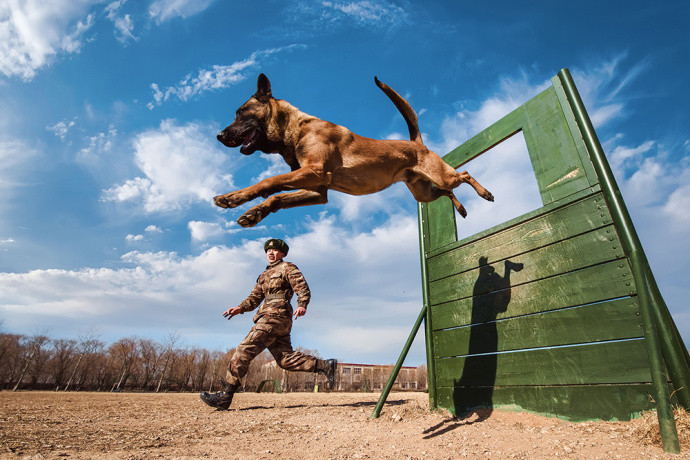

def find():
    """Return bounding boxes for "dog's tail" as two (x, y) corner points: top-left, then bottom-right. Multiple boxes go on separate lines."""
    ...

(374, 77), (423, 144)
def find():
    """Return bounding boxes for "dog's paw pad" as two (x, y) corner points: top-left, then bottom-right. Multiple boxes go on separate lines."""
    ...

(238, 209), (266, 228)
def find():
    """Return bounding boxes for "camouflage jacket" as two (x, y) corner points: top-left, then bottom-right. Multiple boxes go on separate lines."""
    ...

(238, 260), (311, 322)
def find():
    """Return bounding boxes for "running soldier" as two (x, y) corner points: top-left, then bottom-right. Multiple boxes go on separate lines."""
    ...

(200, 238), (337, 410)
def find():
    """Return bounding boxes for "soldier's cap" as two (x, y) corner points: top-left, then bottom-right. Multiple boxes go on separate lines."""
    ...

(264, 238), (289, 255)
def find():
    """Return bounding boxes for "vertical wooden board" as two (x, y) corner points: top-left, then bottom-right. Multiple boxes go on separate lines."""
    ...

(425, 196), (456, 253)
(427, 192), (611, 282)
(551, 75), (599, 187)
(436, 384), (656, 421)
(430, 259), (636, 329)
(435, 339), (651, 387)
(429, 225), (625, 303)
(521, 87), (591, 204)
(432, 298), (644, 358)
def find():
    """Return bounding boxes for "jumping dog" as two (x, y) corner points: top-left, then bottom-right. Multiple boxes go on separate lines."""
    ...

(214, 74), (493, 227)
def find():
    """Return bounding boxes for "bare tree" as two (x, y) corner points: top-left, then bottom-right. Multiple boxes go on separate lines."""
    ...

(13, 333), (49, 391)
(156, 331), (181, 392)
(0, 333), (24, 389)
(137, 339), (162, 391)
(48, 339), (77, 390)
(109, 338), (138, 391)
(64, 329), (103, 391)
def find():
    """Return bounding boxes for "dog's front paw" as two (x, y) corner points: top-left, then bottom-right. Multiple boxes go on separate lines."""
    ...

(481, 189), (494, 202)
(214, 193), (241, 209)
(237, 207), (267, 228)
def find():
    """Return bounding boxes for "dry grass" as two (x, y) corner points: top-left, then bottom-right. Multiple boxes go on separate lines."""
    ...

(630, 407), (690, 449)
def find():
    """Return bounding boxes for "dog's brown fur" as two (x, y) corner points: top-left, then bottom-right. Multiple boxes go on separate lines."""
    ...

(214, 74), (493, 227)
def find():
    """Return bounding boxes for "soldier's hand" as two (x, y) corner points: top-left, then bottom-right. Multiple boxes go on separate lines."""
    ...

(223, 306), (242, 320)
(293, 307), (306, 319)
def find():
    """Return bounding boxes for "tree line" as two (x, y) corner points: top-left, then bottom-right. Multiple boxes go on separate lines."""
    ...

(0, 331), (316, 393)
(1, 330), (429, 393)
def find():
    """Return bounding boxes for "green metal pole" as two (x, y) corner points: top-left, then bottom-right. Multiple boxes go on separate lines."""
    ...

(370, 304), (427, 419)
(632, 253), (680, 452)
(558, 68), (680, 453)
(645, 264), (690, 374)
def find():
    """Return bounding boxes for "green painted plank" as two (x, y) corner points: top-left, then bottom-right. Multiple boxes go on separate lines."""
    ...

(520, 88), (591, 203)
(427, 186), (602, 259)
(431, 259), (636, 330)
(427, 192), (611, 282)
(551, 75), (599, 187)
(435, 339), (651, 387)
(436, 384), (656, 422)
(425, 197), (457, 252)
(429, 225), (625, 302)
(433, 298), (643, 358)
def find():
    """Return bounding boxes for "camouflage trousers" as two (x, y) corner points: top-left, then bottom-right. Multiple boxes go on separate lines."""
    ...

(226, 315), (319, 386)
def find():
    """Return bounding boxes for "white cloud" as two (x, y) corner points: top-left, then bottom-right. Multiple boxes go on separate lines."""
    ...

(571, 52), (649, 128)
(147, 45), (306, 108)
(105, 0), (137, 44)
(148, 0), (216, 23)
(46, 119), (77, 141)
(289, 1), (411, 31)
(101, 119), (234, 213)
(145, 225), (163, 233)
(125, 233), (144, 242)
(0, 238), (15, 244)
(78, 126), (118, 162)
(188, 220), (240, 242)
(0, 0), (99, 80)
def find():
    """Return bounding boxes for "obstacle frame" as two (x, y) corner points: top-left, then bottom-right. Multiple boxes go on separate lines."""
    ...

(372, 69), (690, 454)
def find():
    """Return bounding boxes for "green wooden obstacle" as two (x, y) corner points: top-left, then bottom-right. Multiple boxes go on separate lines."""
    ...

(372, 69), (690, 453)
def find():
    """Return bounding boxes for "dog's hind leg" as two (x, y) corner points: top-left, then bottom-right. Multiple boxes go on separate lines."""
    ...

(418, 155), (494, 203)
(237, 189), (328, 228)
(405, 178), (467, 217)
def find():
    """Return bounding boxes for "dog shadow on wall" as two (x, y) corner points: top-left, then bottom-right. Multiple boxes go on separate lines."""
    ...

(453, 257), (524, 421)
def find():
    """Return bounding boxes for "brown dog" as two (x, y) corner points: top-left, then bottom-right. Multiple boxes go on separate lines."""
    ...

(214, 74), (493, 227)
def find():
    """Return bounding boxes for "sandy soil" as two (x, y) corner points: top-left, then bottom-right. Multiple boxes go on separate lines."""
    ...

(0, 391), (688, 459)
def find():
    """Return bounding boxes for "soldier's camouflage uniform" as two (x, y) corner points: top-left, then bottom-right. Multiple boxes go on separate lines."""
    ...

(225, 259), (324, 386)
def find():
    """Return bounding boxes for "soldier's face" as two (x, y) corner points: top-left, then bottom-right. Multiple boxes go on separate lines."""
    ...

(266, 249), (285, 263)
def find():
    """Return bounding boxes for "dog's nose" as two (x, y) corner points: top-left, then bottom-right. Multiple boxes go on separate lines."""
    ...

(216, 133), (223, 141)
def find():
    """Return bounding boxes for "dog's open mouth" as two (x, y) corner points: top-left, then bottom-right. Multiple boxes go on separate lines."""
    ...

(239, 129), (260, 155)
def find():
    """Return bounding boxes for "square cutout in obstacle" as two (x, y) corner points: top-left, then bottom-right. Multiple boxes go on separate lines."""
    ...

(455, 131), (543, 241)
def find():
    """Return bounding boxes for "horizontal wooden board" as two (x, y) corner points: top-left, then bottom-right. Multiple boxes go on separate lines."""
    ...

(427, 193), (613, 282)
(435, 339), (651, 387)
(429, 225), (624, 302)
(431, 259), (636, 330)
(433, 298), (643, 358)
(435, 383), (656, 422)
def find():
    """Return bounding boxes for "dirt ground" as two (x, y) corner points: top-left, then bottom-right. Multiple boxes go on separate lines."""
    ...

(1, 391), (688, 459)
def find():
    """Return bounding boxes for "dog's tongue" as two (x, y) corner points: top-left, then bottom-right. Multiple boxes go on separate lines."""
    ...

(240, 131), (258, 154)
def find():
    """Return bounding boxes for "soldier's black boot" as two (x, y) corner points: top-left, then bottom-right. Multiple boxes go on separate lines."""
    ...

(200, 382), (238, 410)
(317, 359), (338, 389)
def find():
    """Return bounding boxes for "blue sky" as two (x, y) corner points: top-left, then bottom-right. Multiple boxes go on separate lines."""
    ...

(0, 1), (688, 366)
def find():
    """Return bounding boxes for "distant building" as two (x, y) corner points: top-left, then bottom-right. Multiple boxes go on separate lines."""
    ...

(259, 360), (427, 392)
(336, 362), (425, 391)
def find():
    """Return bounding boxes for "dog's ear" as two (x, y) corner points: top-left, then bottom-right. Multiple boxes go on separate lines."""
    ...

(255, 73), (272, 102)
